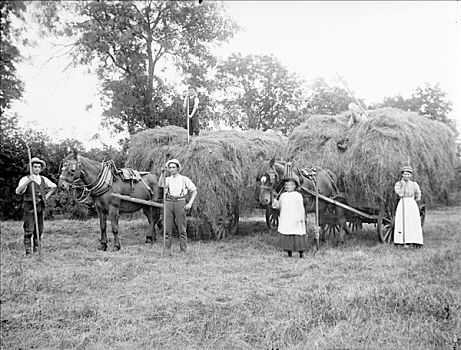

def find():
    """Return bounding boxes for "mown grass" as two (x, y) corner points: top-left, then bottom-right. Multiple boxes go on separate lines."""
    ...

(1, 207), (460, 350)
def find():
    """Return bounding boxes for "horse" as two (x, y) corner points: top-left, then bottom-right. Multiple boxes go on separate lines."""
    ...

(58, 150), (161, 251)
(257, 156), (349, 246)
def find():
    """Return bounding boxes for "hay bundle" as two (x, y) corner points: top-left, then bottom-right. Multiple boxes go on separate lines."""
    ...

(286, 108), (457, 208)
(126, 126), (287, 238)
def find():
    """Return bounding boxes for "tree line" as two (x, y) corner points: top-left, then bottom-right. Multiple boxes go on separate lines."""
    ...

(1, 0), (457, 220)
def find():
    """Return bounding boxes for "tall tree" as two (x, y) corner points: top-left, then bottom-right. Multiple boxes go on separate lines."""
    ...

(34, 1), (238, 135)
(0, 1), (26, 111)
(304, 78), (357, 116)
(215, 53), (304, 134)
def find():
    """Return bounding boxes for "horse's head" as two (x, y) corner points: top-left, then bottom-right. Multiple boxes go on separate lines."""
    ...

(58, 152), (82, 190)
(257, 156), (285, 206)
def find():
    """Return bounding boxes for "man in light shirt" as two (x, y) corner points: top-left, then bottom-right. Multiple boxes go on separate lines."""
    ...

(158, 159), (197, 253)
(183, 86), (200, 136)
(15, 157), (57, 255)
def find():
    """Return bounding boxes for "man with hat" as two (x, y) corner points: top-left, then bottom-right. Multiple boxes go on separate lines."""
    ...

(15, 157), (57, 255)
(183, 86), (200, 136)
(158, 158), (197, 253)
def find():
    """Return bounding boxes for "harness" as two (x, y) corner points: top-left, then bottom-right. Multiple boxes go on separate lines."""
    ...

(165, 176), (187, 201)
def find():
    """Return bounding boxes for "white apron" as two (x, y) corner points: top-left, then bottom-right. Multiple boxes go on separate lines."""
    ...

(393, 197), (423, 245)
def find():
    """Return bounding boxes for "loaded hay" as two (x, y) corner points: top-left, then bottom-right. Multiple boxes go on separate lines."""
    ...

(286, 108), (457, 209)
(126, 126), (287, 239)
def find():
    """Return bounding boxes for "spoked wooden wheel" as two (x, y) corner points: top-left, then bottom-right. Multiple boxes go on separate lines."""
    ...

(214, 205), (239, 239)
(377, 208), (394, 244)
(347, 220), (362, 233)
(265, 205), (279, 230)
(324, 224), (341, 239)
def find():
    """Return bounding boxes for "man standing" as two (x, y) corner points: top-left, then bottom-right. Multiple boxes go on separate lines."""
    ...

(158, 159), (197, 253)
(183, 87), (200, 136)
(15, 157), (57, 255)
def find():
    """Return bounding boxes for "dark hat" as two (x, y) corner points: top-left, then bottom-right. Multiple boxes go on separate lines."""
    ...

(30, 157), (46, 169)
(401, 165), (413, 174)
(283, 177), (300, 187)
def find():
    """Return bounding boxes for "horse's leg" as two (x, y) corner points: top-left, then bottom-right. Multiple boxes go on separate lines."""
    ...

(109, 206), (121, 251)
(143, 206), (157, 243)
(98, 211), (108, 251)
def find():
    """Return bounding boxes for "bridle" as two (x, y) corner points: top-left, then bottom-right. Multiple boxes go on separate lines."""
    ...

(259, 165), (285, 201)
(59, 157), (105, 202)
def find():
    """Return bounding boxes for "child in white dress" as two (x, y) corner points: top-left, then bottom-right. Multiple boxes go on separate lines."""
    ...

(272, 178), (309, 258)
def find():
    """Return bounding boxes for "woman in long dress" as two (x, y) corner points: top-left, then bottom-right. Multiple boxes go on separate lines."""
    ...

(272, 177), (309, 258)
(393, 165), (423, 247)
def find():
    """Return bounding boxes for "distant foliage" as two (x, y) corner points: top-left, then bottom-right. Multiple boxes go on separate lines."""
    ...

(303, 78), (358, 116)
(34, 1), (238, 135)
(0, 1), (26, 110)
(215, 53), (304, 134)
(0, 115), (128, 220)
(375, 83), (456, 134)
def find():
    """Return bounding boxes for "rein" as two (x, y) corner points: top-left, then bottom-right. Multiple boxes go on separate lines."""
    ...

(60, 157), (110, 201)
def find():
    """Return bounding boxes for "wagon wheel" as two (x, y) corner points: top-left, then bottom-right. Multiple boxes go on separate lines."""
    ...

(214, 205), (239, 240)
(377, 207), (394, 244)
(347, 220), (362, 233)
(265, 205), (279, 230)
(324, 224), (342, 239)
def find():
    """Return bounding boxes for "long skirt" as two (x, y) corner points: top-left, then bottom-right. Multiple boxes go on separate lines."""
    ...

(278, 233), (309, 252)
(393, 197), (423, 245)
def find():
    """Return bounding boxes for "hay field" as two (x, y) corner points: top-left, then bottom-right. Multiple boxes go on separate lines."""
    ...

(1, 207), (460, 350)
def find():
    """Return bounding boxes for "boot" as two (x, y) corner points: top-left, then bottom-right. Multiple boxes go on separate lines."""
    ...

(24, 234), (32, 255)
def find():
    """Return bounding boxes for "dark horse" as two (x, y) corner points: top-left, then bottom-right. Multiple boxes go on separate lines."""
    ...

(58, 151), (161, 251)
(257, 156), (349, 245)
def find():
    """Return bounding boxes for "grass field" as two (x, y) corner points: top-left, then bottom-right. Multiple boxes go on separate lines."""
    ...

(1, 207), (460, 350)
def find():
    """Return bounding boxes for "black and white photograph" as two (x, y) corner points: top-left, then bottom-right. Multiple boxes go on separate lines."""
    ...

(1, 1), (460, 349)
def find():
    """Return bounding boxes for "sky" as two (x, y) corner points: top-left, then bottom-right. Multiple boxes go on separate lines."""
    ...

(10, 1), (461, 149)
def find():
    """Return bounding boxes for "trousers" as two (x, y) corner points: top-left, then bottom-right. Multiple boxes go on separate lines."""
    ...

(164, 199), (188, 252)
(23, 202), (44, 250)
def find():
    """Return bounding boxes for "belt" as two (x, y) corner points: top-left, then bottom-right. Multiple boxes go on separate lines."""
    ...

(166, 195), (186, 202)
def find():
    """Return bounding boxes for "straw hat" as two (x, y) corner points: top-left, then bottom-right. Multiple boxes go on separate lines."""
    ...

(166, 159), (181, 171)
(30, 157), (46, 169)
(401, 165), (413, 174)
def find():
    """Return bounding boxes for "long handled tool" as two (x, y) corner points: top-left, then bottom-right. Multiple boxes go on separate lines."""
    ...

(162, 169), (167, 255)
(314, 181), (320, 251)
(401, 192), (406, 246)
(336, 73), (369, 119)
(186, 94), (190, 144)
(26, 144), (41, 256)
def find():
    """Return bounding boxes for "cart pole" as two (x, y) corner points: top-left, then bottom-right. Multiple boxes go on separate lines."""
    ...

(26, 144), (41, 257)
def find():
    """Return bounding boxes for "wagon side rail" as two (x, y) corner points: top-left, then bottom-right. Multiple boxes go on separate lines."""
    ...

(299, 187), (379, 221)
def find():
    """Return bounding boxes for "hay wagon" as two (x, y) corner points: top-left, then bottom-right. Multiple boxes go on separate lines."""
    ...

(126, 126), (286, 240)
(263, 175), (426, 243)
(283, 108), (456, 243)
(303, 187), (426, 243)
